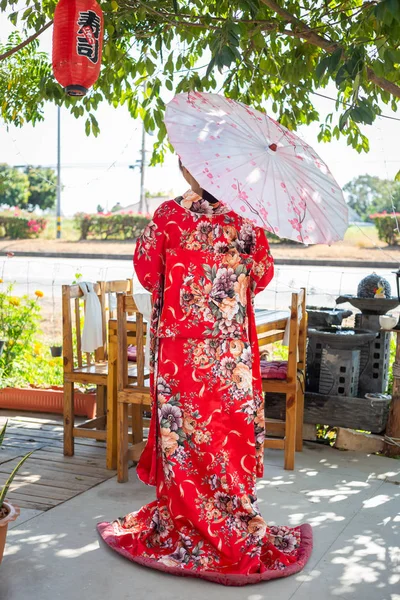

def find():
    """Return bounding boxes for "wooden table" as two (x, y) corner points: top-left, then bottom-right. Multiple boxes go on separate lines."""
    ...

(105, 308), (290, 470)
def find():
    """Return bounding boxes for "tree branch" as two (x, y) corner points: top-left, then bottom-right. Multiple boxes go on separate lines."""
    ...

(367, 67), (400, 99)
(260, 0), (400, 100)
(0, 20), (53, 62)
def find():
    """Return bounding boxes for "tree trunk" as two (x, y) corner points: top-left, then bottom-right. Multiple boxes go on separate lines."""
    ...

(384, 332), (400, 457)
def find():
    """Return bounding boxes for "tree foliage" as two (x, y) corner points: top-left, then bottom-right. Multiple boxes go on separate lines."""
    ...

(344, 174), (400, 219)
(0, 163), (57, 211)
(1, 1), (400, 165)
(0, 164), (30, 208)
(25, 166), (57, 211)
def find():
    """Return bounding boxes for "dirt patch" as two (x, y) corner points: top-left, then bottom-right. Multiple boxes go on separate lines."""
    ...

(0, 505), (10, 520)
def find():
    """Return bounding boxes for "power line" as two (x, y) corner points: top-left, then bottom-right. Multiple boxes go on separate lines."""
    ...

(311, 91), (400, 123)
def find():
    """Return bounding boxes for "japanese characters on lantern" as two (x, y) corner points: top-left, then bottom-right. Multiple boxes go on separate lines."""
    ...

(52, 0), (104, 97)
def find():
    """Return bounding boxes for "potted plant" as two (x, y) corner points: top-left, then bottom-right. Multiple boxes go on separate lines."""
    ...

(49, 342), (62, 358)
(0, 421), (33, 563)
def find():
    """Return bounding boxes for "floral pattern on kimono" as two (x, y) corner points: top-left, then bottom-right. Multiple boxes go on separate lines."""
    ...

(98, 191), (312, 586)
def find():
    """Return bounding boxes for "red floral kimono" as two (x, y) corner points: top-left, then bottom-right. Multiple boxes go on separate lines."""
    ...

(98, 191), (312, 586)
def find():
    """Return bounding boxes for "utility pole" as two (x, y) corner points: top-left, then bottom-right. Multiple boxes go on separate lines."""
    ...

(56, 106), (61, 239)
(139, 120), (146, 214)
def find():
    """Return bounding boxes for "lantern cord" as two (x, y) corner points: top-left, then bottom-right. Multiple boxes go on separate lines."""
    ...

(391, 362), (400, 379)
(384, 435), (400, 448)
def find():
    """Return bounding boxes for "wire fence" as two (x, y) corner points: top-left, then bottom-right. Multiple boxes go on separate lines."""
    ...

(1, 257), (398, 316)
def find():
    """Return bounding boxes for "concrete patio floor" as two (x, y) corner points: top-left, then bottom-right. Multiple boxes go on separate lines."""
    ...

(1, 442), (399, 600)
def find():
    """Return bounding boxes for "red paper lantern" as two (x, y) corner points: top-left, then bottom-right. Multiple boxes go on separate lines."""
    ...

(52, 0), (104, 97)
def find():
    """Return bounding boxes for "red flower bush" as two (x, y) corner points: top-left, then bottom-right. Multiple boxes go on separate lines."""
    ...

(0, 211), (47, 239)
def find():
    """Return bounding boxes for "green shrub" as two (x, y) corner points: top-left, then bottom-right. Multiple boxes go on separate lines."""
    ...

(370, 212), (400, 246)
(0, 210), (47, 239)
(0, 283), (44, 380)
(74, 211), (151, 240)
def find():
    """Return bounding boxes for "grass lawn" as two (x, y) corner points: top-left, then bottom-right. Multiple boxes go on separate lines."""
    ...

(342, 224), (381, 247)
(41, 216), (80, 241)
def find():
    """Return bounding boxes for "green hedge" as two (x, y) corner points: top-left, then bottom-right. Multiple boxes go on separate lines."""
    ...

(370, 212), (400, 246)
(0, 212), (47, 239)
(74, 212), (152, 240)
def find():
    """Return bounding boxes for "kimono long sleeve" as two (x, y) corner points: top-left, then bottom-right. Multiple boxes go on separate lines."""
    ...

(133, 206), (167, 293)
(251, 227), (274, 295)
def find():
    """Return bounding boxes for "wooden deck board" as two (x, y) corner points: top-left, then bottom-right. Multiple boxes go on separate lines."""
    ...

(0, 413), (115, 512)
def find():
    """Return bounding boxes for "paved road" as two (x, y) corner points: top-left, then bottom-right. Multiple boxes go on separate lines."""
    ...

(1, 255), (399, 310)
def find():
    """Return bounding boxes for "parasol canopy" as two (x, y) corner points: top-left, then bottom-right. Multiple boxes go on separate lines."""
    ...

(165, 92), (348, 244)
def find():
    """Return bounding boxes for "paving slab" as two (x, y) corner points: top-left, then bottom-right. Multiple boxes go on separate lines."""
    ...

(8, 508), (44, 530)
(0, 445), (399, 600)
(291, 481), (400, 600)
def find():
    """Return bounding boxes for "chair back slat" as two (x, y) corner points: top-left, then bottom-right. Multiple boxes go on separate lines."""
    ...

(62, 282), (103, 370)
(117, 293), (129, 391)
(256, 289), (307, 382)
(62, 285), (74, 373)
(74, 297), (83, 367)
(298, 288), (307, 369)
(136, 312), (145, 387)
(115, 293), (147, 392)
(286, 292), (300, 383)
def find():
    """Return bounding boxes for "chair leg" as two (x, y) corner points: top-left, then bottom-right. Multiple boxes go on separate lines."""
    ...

(117, 400), (129, 483)
(131, 404), (143, 444)
(106, 381), (117, 470)
(107, 338), (118, 470)
(96, 384), (106, 418)
(94, 384), (106, 444)
(284, 390), (297, 470)
(64, 381), (74, 456)
(296, 382), (304, 453)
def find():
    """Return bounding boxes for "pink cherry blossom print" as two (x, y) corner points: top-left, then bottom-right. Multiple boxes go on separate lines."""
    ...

(289, 218), (302, 232)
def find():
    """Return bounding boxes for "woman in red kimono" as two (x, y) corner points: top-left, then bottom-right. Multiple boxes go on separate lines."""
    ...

(98, 165), (312, 586)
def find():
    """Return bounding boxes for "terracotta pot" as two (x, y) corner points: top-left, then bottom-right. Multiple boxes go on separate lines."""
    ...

(0, 387), (96, 418)
(0, 501), (20, 564)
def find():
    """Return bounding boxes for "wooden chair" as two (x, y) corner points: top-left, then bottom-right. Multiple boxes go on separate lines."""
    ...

(62, 279), (132, 467)
(259, 288), (307, 470)
(116, 292), (151, 482)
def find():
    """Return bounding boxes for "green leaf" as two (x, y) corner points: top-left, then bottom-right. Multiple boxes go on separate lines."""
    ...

(355, 103), (375, 125)
(315, 56), (330, 80)
(374, 0), (388, 21)
(328, 48), (343, 74)
(206, 56), (216, 78)
(388, 0), (400, 19)
(85, 119), (91, 136)
(395, 170), (400, 182)
(339, 107), (352, 131)
(387, 48), (400, 64)
(0, 451), (34, 509)
(335, 65), (349, 86)
(9, 11), (18, 25)
(0, 421), (7, 448)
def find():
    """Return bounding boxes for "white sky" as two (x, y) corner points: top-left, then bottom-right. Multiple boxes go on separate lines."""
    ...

(0, 11), (399, 216)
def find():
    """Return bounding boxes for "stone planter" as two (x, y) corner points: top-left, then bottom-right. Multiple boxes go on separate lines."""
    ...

(0, 386), (96, 418)
(0, 501), (20, 563)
